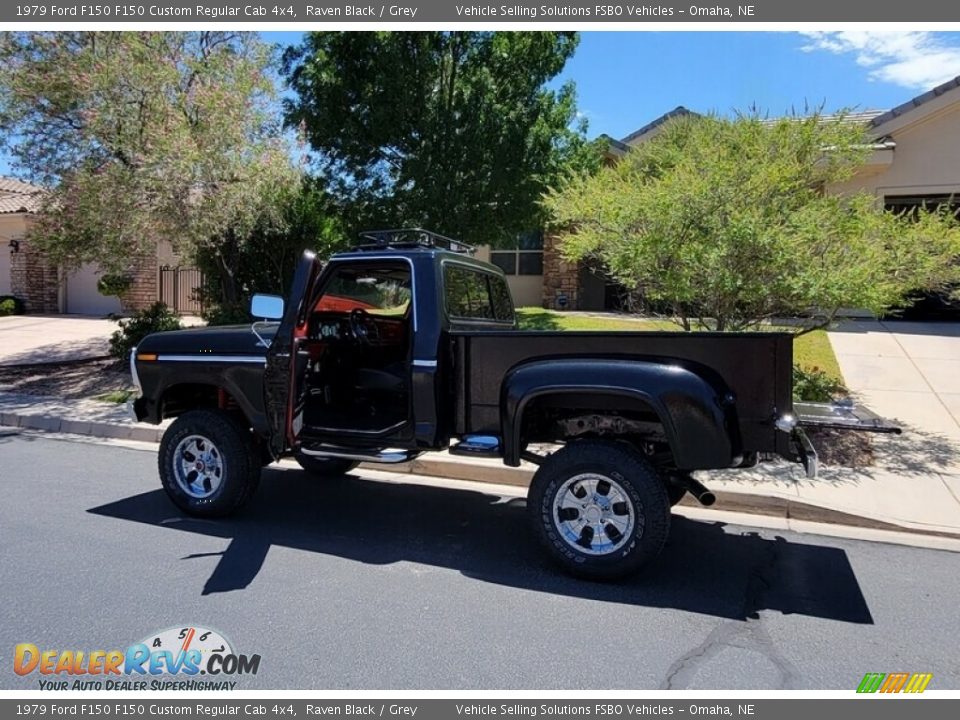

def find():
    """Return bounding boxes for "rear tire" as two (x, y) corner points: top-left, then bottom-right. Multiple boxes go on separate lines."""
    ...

(159, 409), (260, 518)
(294, 453), (360, 478)
(527, 440), (670, 581)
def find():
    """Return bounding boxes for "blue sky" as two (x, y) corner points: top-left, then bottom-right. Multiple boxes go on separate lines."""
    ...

(4, 31), (960, 176)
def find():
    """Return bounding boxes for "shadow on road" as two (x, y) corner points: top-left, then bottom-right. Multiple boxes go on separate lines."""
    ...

(89, 466), (873, 624)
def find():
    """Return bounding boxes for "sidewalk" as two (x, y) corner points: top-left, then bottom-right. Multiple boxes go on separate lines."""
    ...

(2, 391), (959, 539)
(828, 320), (960, 443)
(0, 315), (115, 366)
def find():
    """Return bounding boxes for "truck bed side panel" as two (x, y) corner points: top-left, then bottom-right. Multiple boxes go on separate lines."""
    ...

(451, 331), (792, 454)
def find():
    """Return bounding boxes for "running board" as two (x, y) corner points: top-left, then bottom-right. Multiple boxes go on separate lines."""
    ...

(299, 445), (420, 464)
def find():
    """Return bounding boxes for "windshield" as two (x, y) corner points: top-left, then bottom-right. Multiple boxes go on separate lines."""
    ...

(315, 265), (412, 318)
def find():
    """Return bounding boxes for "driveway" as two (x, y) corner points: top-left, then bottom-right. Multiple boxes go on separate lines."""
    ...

(828, 320), (960, 441)
(0, 315), (116, 366)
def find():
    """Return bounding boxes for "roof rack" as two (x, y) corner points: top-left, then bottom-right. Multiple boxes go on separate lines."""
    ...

(355, 228), (475, 255)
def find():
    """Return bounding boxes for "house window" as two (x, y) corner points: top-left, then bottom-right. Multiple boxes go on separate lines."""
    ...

(490, 231), (544, 276)
(885, 194), (960, 219)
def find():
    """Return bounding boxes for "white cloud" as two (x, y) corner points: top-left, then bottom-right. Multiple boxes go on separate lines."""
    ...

(799, 32), (960, 90)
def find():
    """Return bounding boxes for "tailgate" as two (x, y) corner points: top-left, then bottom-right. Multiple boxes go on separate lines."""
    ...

(794, 400), (902, 434)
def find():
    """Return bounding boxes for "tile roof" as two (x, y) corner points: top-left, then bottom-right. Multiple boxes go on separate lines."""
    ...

(620, 106), (699, 144)
(0, 177), (45, 214)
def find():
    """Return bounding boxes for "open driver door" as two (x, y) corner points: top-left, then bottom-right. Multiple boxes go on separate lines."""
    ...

(263, 250), (322, 460)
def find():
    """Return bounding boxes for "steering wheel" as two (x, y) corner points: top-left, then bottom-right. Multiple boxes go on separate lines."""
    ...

(348, 308), (380, 346)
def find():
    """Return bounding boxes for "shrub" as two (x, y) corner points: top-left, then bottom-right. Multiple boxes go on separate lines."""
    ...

(109, 302), (182, 359)
(0, 295), (25, 315)
(97, 273), (133, 297)
(202, 301), (251, 326)
(793, 364), (846, 402)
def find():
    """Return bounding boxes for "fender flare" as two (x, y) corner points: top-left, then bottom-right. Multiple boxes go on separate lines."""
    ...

(150, 371), (268, 437)
(500, 359), (735, 469)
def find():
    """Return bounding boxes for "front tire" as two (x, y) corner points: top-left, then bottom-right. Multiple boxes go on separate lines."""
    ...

(294, 453), (360, 478)
(527, 440), (670, 580)
(159, 409), (260, 518)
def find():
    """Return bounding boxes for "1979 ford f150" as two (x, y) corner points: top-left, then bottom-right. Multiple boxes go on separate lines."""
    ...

(131, 229), (899, 579)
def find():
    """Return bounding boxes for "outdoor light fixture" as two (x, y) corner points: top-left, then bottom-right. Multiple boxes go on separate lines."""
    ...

(8, 238), (20, 253)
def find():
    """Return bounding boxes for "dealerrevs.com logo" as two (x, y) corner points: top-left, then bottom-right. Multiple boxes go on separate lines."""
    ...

(14, 626), (261, 691)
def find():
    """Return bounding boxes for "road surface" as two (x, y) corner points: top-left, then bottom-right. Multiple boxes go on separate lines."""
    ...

(1, 429), (957, 690)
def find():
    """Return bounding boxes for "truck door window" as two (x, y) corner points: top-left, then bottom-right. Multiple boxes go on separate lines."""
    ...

(444, 265), (494, 320)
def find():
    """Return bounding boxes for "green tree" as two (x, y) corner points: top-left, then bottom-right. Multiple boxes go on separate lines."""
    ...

(196, 178), (348, 324)
(283, 31), (600, 246)
(0, 32), (299, 277)
(545, 112), (960, 332)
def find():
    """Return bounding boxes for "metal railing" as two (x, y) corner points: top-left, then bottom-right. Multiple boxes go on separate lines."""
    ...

(158, 265), (203, 315)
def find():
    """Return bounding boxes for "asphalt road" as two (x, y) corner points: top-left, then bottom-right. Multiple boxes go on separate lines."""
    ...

(2, 429), (959, 691)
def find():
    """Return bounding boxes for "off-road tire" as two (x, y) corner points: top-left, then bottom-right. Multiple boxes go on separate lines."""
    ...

(527, 440), (670, 580)
(666, 483), (688, 507)
(159, 409), (261, 518)
(294, 453), (360, 478)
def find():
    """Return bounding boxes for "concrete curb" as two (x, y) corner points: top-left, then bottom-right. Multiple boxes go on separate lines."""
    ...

(0, 411), (163, 443)
(367, 455), (960, 540)
(3, 407), (959, 542)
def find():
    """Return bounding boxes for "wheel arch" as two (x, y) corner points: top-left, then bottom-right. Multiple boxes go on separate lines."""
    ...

(157, 380), (266, 436)
(500, 359), (737, 469)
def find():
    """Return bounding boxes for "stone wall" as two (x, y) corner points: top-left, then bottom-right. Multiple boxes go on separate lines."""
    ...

(119, 252), (159, 312)
(10, 242), (59, 313)
(541, 233), (583, 310)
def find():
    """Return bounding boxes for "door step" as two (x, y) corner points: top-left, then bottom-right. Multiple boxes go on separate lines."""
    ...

(449, 435), (502, 459)
(299, 445), (420, 464)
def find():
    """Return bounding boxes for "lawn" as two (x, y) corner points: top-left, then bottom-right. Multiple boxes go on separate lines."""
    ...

(515, 307), (844, 386)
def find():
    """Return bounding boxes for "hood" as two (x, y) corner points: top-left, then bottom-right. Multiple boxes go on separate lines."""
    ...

(136, 323), (279, 356)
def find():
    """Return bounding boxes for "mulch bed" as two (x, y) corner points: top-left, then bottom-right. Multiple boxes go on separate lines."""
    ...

(805, 427), (874, 468)
(0, 357), (133, 399)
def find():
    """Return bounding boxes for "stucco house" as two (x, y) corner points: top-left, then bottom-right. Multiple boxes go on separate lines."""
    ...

(0, 176), (190, 315)
(528, 75), (960, 312)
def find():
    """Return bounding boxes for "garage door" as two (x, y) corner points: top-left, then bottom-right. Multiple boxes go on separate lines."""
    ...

(0, 249), (11, 296)
(65, 263), (122, 316)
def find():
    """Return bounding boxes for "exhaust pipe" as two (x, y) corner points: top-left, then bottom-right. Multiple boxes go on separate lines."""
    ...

(678, 476), (716, 507)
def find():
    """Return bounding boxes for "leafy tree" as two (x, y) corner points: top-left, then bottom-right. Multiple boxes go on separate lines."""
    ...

(196, 178), (348, 324)
(545, 112), (960, 332)
(283, 31), (600, 246)
(0, 32), (299, 275)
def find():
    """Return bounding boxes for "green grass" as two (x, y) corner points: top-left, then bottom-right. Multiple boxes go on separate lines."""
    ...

(93, 389), (137, 404)
(515, 307), (845, 387)
(516, 307), (676, 331)
(792, 329), (844, 386)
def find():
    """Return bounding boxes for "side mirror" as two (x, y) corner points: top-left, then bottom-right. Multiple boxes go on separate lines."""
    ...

(250, 293), (284, 321)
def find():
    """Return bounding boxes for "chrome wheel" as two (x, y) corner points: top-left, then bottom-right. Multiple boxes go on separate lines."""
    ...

(173, 434), (225, 499)
(553, 473), (638, 556)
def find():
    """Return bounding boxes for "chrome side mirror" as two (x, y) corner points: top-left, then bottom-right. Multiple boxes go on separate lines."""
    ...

(250, 293), (284, 320)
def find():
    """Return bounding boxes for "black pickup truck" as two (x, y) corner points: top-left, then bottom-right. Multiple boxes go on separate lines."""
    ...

(131, 229), (897, 579)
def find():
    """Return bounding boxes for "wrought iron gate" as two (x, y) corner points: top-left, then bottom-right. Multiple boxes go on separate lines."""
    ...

(158, 266), (203, 315)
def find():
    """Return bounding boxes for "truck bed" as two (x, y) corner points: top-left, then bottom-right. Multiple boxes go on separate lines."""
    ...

(450, 330), (794, 455)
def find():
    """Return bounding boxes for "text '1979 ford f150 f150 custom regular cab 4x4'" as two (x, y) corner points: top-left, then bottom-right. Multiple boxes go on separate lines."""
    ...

(130, 229), (899, 579)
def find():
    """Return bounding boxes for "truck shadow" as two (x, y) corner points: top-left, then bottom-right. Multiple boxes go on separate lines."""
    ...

(88, 466), (872, 624)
